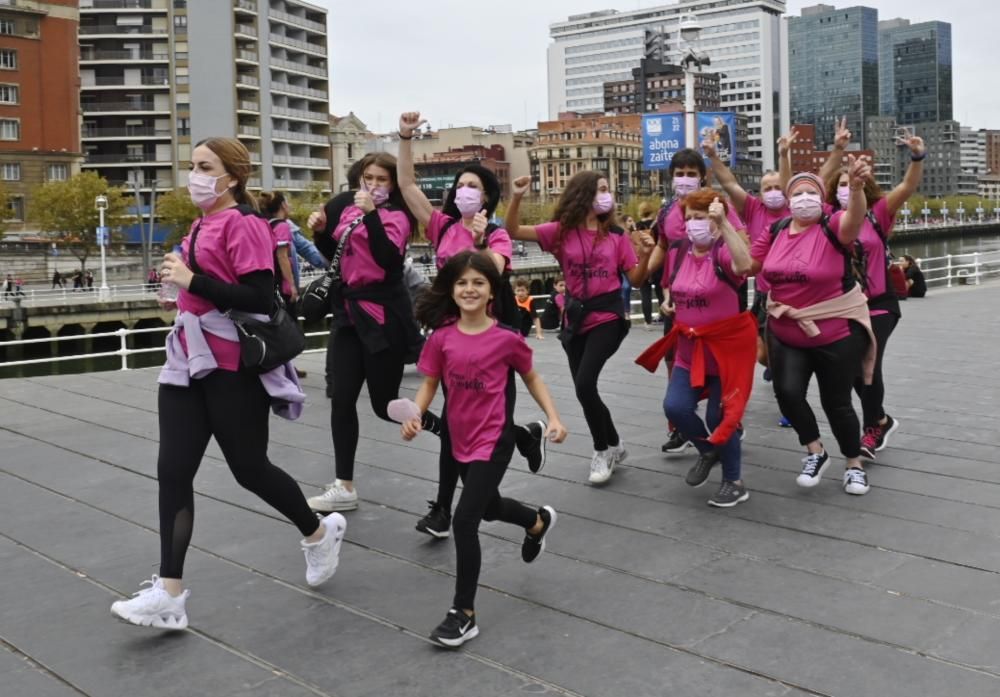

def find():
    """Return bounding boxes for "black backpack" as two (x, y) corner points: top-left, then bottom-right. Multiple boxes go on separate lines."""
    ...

(768, 215), (866, 293)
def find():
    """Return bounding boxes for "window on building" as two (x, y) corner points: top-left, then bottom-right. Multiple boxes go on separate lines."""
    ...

(0, 19), (14, 35)
(0, 49), (16, 69)
(0, 118), (19, 140)
(1, 162), (20, 180)
(47, 164), (69, 181)
(177, 117), (190, 136)
(174, 15), (187, 33)
(5, 195), (24, 221)
(0, 84), (17, 104)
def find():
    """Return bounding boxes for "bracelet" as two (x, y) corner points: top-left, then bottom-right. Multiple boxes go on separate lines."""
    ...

(910, 152), (926, 162)
(398, 132), (413, 140)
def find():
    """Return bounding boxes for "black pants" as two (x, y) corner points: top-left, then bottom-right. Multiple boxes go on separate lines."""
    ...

(452, 442), (537, 610)
(640, 278), (664, 324)
(327, 325), (405, 482)
(853, 312), (898, 428)
(157, 369), (319, 578)
(768, 324), (868, 459)
(564, 319), (626, 451)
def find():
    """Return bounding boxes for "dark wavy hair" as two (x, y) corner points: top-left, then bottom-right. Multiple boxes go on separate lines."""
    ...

(440, 165), (501, 219)
(824, 164), (884, 210)
(355, 152), (418, 233)
(549, 170), (618, 253)
(414, 250), (501, 330)
(258, 191), (287, 218)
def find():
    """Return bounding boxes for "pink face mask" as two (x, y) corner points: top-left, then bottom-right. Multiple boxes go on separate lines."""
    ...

(188, 171), (228, 211)
(361, 181), (390, 206)
(837, 186), (851, 208)
(790, 192), (823, 222)
(685, 218), (714, 247)
(454, 186), (483, 217)
(592, 191), (614, 214)
(673, 176), (700, 197)
(762, 190), (787, 210)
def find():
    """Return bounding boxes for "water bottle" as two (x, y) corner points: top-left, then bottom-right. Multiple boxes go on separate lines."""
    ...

(158, 244), (183, 302)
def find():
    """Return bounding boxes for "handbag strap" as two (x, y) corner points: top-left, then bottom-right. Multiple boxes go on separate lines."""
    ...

(330, 214), (365, 283)
(187, 218), (205, 275)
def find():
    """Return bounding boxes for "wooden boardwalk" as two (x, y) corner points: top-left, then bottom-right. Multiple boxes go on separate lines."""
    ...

(2, 283), (999, 697)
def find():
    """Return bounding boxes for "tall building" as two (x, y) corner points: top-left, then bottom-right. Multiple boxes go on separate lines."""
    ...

(865, 116), (900, 189)
(878, 19), (952, 124)
(602, 58), (720, 116)
(413, 145), (511, 205)
(984, 130), (1000, 175)
(0, 0), (81, 234)
(959, 127), (986, 196)
(79, 0), (330, 238)
(786, 4), (880, 151)
(547, 0), (787, 169)
(912, 120), (960, 197)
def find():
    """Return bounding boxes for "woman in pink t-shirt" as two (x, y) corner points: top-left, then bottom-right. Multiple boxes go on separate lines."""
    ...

(750, 163), (873, 496)
(823, 132), (925, 460)
(505, 171), (655, 486)
(111, 138), (345, 632)
(400, 250), (567, 649)
(661, 189), (753, 507)
(258, 191), (298, 307)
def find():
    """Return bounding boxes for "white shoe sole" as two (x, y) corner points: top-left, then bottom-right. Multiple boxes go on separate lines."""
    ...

(843, 485), (871, 496)
(432, 624), (479, 648)
(708, 491), (750, 508)
(664, 441), (693, 455)
(111, 604), (188, 630)
(588, 464), (614, 485)
(307, 495), (359, 513)
(306, 513), (347, 587)
(536, 506), (557, 558)
(416, 523), (450, 539)
(796, 457), (830, 488)
(529, 421), (547, 473)
(875, 418), (900, 452)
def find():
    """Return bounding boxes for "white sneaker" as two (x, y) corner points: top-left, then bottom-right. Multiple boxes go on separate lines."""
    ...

(610, 441), (628, 465)
(307, 479), (358, 512)
(111, 576), (189, 630)
(842, 468), (871, 496)
(302, 513), (347, 587)
(588, 449), (614, 485)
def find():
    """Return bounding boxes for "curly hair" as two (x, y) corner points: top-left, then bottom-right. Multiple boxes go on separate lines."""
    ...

(679, 188), (729, 216)
(549, 170), (618, 252)
(414, 250), (501, 329)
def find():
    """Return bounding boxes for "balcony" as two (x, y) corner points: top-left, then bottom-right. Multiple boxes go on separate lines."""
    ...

(272, 155), (330, 168)
(270, 82), (327, 101)
(268, 8), (326, 34)
(234, 0), (257, 13)
(247, 176), (262, 188)
(83, 126), (172, 139)
(236, 49), (258, 63)
(81, 101), (171, 113)
(272, 105), (327, 123)
(83, 153), (163, 164)
(270, 57), (326, 78)
(81, 0), (167, 10)
(238, 125), (261, 137)
(272, 129), (328, 145)
(82, 75), (171, 88)
(273, 178), (314, 189)
(79, 24), (168, 36)
(80, 49), (170, 62)
(235, 24), (257, 37)
(268, 33), (326, 56)
(236, 74), (260, 88)
(237, 100), (260, 112)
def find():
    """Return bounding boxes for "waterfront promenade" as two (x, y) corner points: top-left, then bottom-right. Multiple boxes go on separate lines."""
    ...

(2, 283), (999, 697)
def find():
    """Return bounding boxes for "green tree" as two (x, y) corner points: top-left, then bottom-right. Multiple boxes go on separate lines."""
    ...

(157, 188), (201, 249)
(287, 182), (329, 231)
(28, 171), (128, 272)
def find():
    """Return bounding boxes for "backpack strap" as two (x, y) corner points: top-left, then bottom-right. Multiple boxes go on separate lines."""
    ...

(817, 215), (864, 293)
(667, 238), (688, 287)
(653, 199), (677, 243)
(709, 240), (741, 294)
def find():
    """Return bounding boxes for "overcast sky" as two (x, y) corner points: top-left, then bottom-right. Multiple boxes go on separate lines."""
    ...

(317, 0), (994, 134)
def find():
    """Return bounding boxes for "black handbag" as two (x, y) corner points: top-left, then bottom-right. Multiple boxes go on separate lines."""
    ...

(299, 213), (364, 322)
(189, 218), (306, 373)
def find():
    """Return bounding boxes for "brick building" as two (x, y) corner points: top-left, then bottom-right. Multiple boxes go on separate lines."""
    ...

(412, 144), (511, 205)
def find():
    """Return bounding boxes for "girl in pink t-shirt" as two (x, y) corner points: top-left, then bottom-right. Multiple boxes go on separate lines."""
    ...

(823, 133), (926, 460)
(750, 164), (873, 497)
(661, 189), (753, 507)
(259, 191), (298, 307)
(505, 170), (655, 486)
(400, 250), (567, 649)
(112, 138), (345, 632)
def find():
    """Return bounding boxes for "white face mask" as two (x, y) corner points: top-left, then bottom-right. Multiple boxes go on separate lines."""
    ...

(188, 171), (229, 211)
(790, 192), (824, 222)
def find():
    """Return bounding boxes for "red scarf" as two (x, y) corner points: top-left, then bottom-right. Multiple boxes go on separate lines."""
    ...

(636, 311), (757, 445)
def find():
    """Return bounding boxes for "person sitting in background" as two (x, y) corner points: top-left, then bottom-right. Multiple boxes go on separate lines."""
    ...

(899, 255), (926, 298)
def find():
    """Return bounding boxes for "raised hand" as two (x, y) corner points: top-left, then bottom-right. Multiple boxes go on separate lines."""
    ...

(777, 127), (799, 157)
(512, 175), (531, 197)
(896, 129), (925, 157)
(834, 116), (852, 149)
(354, 189), (375, 214)
(701, 137), (718, 159)
(632, 230), (655, 256)
(307, 208), (326, 232)
(399, 111), (427, 138)
(707, 196), (726, 225)
(471, 208), (488, 243)
(846, 155), (871, 190)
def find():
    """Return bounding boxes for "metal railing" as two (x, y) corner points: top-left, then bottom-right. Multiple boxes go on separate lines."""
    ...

(268, 8), (326, 33)
(235, 24), (258, 37)
(83, 126), (172, 138)
(1, 283), (162, 306)
(272, 129), (327, 144)
(271, 105), (328, 122)
(80, 25), (167, 35)
(268, 33), (326, 55)
(272, 155), (330, 167)
(270, 57), (327, 77)
(913, 249), (1000, 288)
(80, 50), (170, 61)
(269, 81), (328, 100)
(234, 0), (257, 12)
(81, 101), (169, 112)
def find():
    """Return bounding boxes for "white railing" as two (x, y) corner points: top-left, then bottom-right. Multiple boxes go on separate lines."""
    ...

(0, 283), (162, 307)
(0, 325), (172, 371)
(913, 249), (1000, 288)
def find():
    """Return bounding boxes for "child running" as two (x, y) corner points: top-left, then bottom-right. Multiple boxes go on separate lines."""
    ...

(400, 250), (567, 648)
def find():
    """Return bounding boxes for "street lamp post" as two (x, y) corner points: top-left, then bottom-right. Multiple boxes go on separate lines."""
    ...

(95, 194), (110, 300)
(901, 206), (911, 229)
(677, 12), (707, 149)
(921, 201), (930, 226)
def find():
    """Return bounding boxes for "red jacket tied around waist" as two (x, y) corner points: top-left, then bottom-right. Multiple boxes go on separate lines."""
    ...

(635, 311), (758, 446)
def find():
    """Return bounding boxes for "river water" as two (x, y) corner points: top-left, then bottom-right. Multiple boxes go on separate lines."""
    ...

(891, 229), (1000, 259)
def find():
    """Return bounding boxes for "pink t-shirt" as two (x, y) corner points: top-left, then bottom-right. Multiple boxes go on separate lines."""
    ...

(177, 207), (274, 371)
(753, 211), (852, 348)
(270, 219), (293, 298)
(671, 243), (745, 374)
(741, 195), (789, 294)
(658, 201), (745, 288)
(426, 210), (512, 272)
(332, 205), (411, 324)
(534, 223), (638, 333)
(858, 197), (895, 313)
(417, 321), (533, 463)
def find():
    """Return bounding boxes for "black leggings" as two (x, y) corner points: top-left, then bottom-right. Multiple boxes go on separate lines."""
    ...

(452, 443), (537, 610)
(157, 369), (319, 579)
(853, 312), (898, 428)
(767, 324), (869, 459)
(564, 319), (626, 451)
(640, 278), (664, 324)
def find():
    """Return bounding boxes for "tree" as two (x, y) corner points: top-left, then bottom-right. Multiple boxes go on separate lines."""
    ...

(158, 188), (201, 249)
(28, 171), (128, 272)
(287, 182), (329, 231)
(0, 181), (9, 236)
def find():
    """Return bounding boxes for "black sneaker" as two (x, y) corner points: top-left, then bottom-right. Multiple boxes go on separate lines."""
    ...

(415, 501), (451, 539)
(685, 451), (720, 487)
(521, 505), (557, 563)
(516, 421), (547, 474)
(795, 450), (830, 488)
(708, 480), (750, 508)
(661, 430), (692, 454)
(430, 608), (479, 648)
(874, 414), (899, 452)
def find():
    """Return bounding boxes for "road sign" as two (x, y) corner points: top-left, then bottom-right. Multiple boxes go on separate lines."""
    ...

(96, 226), (109, 246)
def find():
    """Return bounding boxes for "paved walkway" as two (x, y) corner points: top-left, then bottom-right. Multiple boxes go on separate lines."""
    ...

(2, 284), (999, 697)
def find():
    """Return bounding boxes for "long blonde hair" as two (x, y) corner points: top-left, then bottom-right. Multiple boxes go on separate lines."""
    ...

(196, 137), (257, 210)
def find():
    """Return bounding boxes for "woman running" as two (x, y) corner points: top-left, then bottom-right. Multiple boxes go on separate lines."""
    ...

(505, 171), (655, 485)
(258, 191), (298, 308)
(823, 132), (925, 460)
(395, 111), (546, 539)
(111, 138), (344, 631)
(401, 250), (567, 648)
(750, 161), (878, 495)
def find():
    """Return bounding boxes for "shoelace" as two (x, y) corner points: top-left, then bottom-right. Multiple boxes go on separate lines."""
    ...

(717, 481), (737, 497)
(131, 575), (161, 598)
(800, 453), (824, 476)
(861, 426), (880, 446)
(844, 469), (868, 486)
(590, 453), (608, 472)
